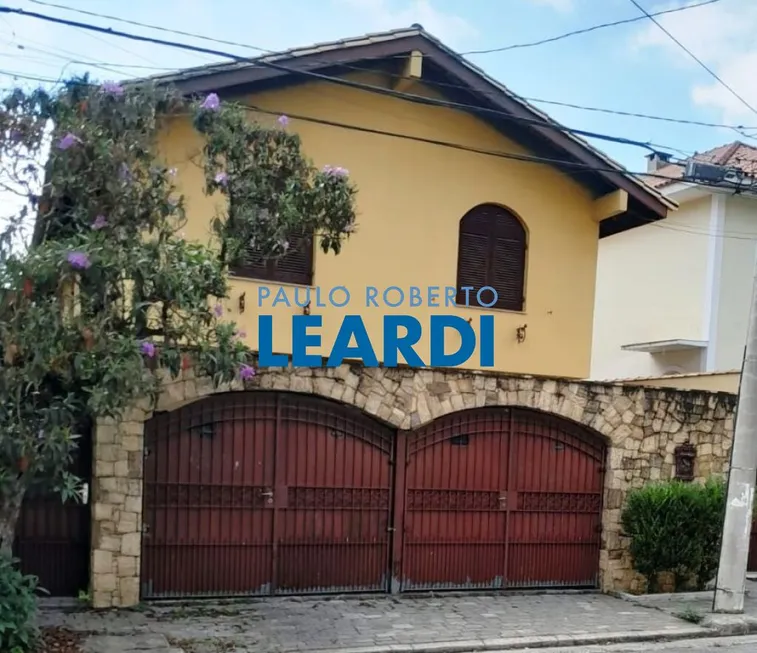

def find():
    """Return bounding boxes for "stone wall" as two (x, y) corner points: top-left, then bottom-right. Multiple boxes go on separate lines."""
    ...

(90, 365), (736, 607)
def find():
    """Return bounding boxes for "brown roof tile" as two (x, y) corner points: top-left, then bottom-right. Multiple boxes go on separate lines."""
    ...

(646, 141), (757, 188)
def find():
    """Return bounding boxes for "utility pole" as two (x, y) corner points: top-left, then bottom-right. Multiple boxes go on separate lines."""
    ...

(713, 251), (757, 613)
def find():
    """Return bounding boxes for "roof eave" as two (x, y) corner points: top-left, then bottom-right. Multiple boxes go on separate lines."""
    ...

(140, 28), (672, 221)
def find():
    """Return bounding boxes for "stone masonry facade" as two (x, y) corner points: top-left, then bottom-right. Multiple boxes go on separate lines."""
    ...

(90, 365), (736, 608)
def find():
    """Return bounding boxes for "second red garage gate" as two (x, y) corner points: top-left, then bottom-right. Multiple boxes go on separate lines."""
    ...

(396, 407), (606, 590)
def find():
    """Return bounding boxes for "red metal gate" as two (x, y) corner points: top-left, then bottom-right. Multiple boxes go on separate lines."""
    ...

(13, 430), (92, 597)
(748, 519), (757, 572)
(141, 396), (605, 598)
(395, 407), (605, 591)
(141, 392), (395, 598)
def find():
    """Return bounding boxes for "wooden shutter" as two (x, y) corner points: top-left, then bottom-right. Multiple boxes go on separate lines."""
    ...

(456, 204), (526, 311)
(232, 229), (314, 285)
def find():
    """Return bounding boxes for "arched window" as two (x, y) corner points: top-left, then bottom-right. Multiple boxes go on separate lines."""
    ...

(456, 204), (527, 311)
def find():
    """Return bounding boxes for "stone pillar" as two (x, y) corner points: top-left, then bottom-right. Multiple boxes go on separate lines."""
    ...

(90, 413), (146, 608)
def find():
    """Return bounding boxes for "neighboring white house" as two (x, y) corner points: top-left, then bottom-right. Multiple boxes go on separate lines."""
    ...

(591, 141), (757, 382)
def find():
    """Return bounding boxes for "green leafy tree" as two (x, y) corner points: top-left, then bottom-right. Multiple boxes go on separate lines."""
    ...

(0, 77), (357, 554)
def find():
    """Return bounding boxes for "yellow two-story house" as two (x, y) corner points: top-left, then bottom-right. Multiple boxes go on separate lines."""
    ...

(23, 26), (705, 610)
(155, 26), (673, 380)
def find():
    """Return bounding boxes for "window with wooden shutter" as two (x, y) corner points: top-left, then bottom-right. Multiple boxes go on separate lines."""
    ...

(456, 204), (526, 311)
(231, 229), (314, 285)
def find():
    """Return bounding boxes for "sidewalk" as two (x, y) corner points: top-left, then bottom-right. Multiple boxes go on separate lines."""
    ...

(617, 585), (757, 636)
(41, 592), (712, 653)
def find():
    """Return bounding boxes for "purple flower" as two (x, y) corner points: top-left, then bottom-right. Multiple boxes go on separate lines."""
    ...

(214, 171), (228, 186)
(66, 251), (90, 270)
(235, 329), (247, 339)
(214, 303), (224, 317)
(239, 364), (256, 380)
(322, 165), (349, 177)
(201, 93), (220, 111)
(91, 215), (108, 230)
(101, 81), (124, 96)
(119, 163), (132, 182)
(168, 167), (177, 177)
(343, 222), (355, 233)
(277, 114), (289, 127)
(57, 133), (80, 150)
(140, 341), (156, 358)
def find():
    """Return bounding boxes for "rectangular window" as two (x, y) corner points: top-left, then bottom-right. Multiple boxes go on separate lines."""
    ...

(231, 229), (314, 285)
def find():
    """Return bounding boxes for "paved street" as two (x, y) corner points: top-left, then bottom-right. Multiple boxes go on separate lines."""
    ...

(530, 635), (757, 652)
(42, 592), (709, 653)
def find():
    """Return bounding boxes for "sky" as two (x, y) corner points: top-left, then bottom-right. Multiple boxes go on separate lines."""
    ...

(0, 0), (755, 173)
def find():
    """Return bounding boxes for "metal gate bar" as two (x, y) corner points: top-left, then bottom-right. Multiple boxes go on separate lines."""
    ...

(13, 430), (92, 597)
(141, 396), (606, 599)
(141, 391), (394, 599)
(395, 407), (605, 592)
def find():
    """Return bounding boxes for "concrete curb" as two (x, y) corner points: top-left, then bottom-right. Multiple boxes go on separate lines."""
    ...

(701, 613), (757, 636)
(302, 627), (712, 653)
(611, 589), (751, 605)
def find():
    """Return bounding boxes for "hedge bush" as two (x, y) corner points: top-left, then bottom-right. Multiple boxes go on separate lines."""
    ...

(620, 477), (726, 593)
(0, 554), (41, 653)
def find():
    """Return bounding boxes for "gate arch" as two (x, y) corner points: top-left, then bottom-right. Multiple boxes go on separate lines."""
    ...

(141, 391), (396, 598)
(397, 406), (606, 591)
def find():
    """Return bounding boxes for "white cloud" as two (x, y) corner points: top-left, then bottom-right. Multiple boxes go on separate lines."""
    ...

(630, 0), (757, 123)
(522, 0), (573, 12)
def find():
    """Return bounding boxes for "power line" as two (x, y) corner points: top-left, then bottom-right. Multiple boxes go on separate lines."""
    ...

(14, 43), (722, 152)
(0, 62), (749, 203)
(520, 96), (757, 131)
(0, 66), (698, 186)
(627, 0), (757, 121)
(26, 0), (723, 58)
(21, 0), (747, 136)
(464, 0), (723, 55)
(1, 7), (712, 170)
(5, 69), (757, 240)
(4, 40), (184, 73)
(0, 5), (691, 158)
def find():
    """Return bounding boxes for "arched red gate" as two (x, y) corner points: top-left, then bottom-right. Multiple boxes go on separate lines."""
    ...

(394, 407), (606, 590)
(141, 396), (606, 598)
(141, 392), (395, 598)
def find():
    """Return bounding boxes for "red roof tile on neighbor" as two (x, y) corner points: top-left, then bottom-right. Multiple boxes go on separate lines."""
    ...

(644, 141), (757, 188)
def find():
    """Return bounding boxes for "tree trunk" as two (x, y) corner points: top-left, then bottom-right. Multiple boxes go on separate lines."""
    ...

(0, 482), (25, 556)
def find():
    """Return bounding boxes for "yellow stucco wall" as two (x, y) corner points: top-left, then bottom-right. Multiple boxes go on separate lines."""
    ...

(157, 73), (600, 378)
(619, 371), (740, 394)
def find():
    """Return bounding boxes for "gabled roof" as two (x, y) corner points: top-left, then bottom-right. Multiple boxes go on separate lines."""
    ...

(142, 25), (675, 236)
(646, 141), (757, 189)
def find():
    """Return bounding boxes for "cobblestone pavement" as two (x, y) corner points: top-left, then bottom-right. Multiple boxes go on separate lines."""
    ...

(40, 592), (710, 653)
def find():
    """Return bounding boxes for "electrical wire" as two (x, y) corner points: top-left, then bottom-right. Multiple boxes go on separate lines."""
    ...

(0, 5), (701, 163)
(627, 0), (757, 122)
(19, 0), (751, 136)
(2, 72), (757, 241)
(4, 6), (757, 236)
(26, 0), (723, 58)
(464, 0), (724, 55)
(0, 64), (741, 195)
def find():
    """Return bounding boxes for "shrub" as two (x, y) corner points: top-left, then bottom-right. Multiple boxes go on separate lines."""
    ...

(0, 554), (42, 652)
(621, 477), (726, 593)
